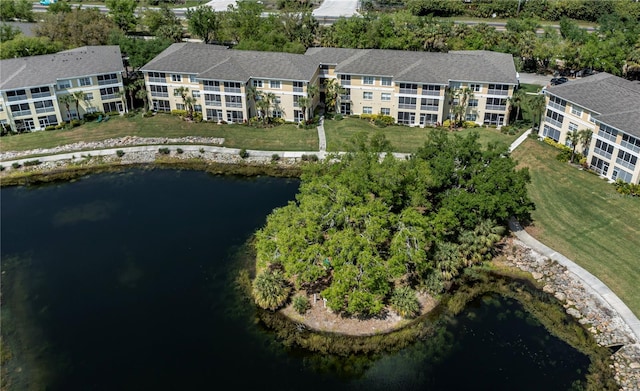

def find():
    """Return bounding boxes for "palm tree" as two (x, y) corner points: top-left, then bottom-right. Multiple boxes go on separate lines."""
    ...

(124, 82), (138, 111)
(72, 90), (86, 119)
(59, 94), (74, 122)
(324, 78), (343, 113)
(446, 87), (474, 128)
(298, 96), (310, 123)
(508, 88), (527, 122)
(135, 84), (149, 113)
(527, 93), (546, 131)
(566, 130), (581, 163)
(263, 92), (276, 123)
(184, 96), (196, 120)
(578, 128), (593, 156)
(252, 269), (291, 311)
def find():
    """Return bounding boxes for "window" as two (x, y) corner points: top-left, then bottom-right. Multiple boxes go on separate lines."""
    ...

(468, 99), (478, 107)
(100, 87), (120, 100)
(38, 115), (58, 128)
(103, 101), (123, 113)
(272, 110), (282, 118)
(363, 92), (373, 100)
(226, 111), (243, 123)
(194, 104), (202, 113)
(171, 74), (182, 82)
(588, 113), (596, 123)
(450, 82), (461, 90)
(545, 109), (564, 128)
(189, 75), (197, 83)
(568, 122), (578, 133)
(420, 98), (438, 111)
(363, 106), (373, 114)
(203, 80), (220, 91)
(397, 111), (414, 125)
(152, 100), (170, 112)
(293, 81), (304, 92)
(381, 93), (391, 101)
(548, 95), (566, 112)
(398, 96), (416, 109)
(97, 73), (118, 85)
(148, 72), (166, 83)
(381, 77), (392, 86)
(488, 84), (509, 95)
(598, 124), (618, 142)
(30, 86), (51, 98)
(571, 105), (583, 116)
(6, 89), (27, 101)
(616, 150), (637, 171)
(174, 89), (182, 97)
(176, 103), (185, 110)
(469, 84), (481, 92)
(57, 80), (72, 89)
(293, 95), (301, 107)
(150, 85), (168, 97)
(340, 102), (351, 115)
(422, 85), (440, 96)
(253, 80), (263, 88)
(594, 139), (614, 159)
(590, 156), (609, 176)
(15, 119), (35, 131)
(78, 77), (92, 87)
(486, 98), (507, 110)
(542, 125), (561, 142)
(269, 80), (281, 89)
(340, 75), (351, 85)
(484, 113), (505, 126)
(466, 113), (477, 121)
(224, 82), (241, 93)
(225, 95), (243, 108)
(380, 108), (390, 115)
(10, 103), (31, 117)
(192, 90), (200, 98)
(612, 167), (633, 183)
(621, 133), (640, 153)
(340, 88), (350, 100)
(420, 113), (437, 125)
(363, 76), (374, 85)
(294, 110), (304, 122)
(85, 92), (94, 100)
(206, 108), (223, 121)
(34, 100), (55, 114)
(399, 83), (418, 94)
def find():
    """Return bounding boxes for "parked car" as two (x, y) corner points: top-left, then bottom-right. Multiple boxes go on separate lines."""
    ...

(550, 77), (568, 86)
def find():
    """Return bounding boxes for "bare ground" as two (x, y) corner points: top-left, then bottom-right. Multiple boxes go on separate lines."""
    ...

(280, 292), (438, 336)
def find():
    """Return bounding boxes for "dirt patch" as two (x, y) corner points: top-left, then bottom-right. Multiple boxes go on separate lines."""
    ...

(280, 292), (438, 336)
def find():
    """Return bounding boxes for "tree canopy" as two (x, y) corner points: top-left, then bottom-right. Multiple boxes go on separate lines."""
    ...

(253, 131), (534, 316)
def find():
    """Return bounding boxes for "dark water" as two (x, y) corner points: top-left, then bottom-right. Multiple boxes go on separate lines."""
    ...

(1, 169), (590, 391)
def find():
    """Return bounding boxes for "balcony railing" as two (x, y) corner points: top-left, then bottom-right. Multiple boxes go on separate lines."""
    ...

(225, 87), (241, 93)
(204, 85), (220, 92)
(422, 90), (439, 96)
(339, 95), (350, 101)
(12, 110), (32, 117)
(399, 88), (417, 95)
(36, 107), (55, 114)
(151, 92), (169, 97)
(148, 77), (166, 83)
(398, 103), (416, 109)
(420, 105), (438, 111)
(101, 94), (118, 100)
(486, 104), (507, 111)
(205, 100), (221, 107)
(548, 101), (566, 112)
(31, 92), (52, 99)
(487, 89), (509, 96)
(98, 79), (119, 86)
(598, 131), (617, 143)
(545, 117), (563, 128)
(616, 158), (636, 171)
(293, 87), (303, 93)
(7, 95), (27, 102)
(225, 102), (242, 108)
(593, 147), (612, 159)
(340, 80), (351, 86)
(621, 140), (640, 153)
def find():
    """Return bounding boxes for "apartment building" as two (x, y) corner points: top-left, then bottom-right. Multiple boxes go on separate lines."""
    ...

(140, 43), (320, 123)
(0, 46), (126, 133)
(539, 73), (640, 184)
(141, 43), (518, 127)
(305, 48), (518, 127)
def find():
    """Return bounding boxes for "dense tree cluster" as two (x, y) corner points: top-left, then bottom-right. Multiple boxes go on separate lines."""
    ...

(253, 131), (534, 317)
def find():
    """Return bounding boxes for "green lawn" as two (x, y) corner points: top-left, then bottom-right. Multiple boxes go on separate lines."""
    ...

(323, 117), (523, 153)
(511, 138), (640, 317)
(0, 114), (318, 154)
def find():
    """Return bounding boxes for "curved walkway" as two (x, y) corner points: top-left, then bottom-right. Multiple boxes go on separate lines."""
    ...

(508, 129), (640, 344)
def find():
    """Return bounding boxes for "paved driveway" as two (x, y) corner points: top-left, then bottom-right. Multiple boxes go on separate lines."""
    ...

(518, 72), (554, 87)
(312, 0), (359, 17)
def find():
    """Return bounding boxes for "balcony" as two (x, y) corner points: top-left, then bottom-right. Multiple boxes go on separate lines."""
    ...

(98, 79), (119, 86)
(12, 110), (32, 117)
(616, 158), (636, 171)
(7, 94), (27, 102)
(487, 89), (509, 96)
(545, 117), (563, 128)
(225, 102), (242, 108)
(399, 88), (417, 95)
(593, 147), (612, 159)
(225, 87), (241, 93)
(31, 92), (52, 99)
(548, 101), (566, 112)
(151, 91), (169, 98)
(101, 94), (118, 100)
(398, 103), (416, 109)
(205, 100), (221, 107)
(204, 85), (220, 92)
(486, 104), (507, 111)
(420, 104), (439, 111)
(293, 87), (303, 93)
(36, 107), (55, 114)
(148, 77), (166, 83)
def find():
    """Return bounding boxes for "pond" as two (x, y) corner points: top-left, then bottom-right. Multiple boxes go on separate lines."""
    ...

(1, 169), (592, 390)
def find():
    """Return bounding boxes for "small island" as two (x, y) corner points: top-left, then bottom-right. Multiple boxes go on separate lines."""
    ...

(250, 130), (534, 324)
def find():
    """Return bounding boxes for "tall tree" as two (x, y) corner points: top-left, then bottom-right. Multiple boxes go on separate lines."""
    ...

(186, 5), (219, 44)
(508, 88), (527, 122)
(106, 0), (138, 32)
(59, 94), (74, 121)
(526, 93), (546, 130)
(323, 78), (343, 113)
(72, 90), (85, 119)
(578, 129), (593, 157)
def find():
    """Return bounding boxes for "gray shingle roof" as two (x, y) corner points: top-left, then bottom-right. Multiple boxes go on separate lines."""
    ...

(0, 46), (124, 90)
(305, 48), (518, 85)
(546, 73), (640, 137)
(141, 43), (318, 82)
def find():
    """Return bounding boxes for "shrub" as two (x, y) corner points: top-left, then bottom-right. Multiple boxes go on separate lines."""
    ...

(171, 109), (187, 117)
(390, 286), (420, 319)
(292, 295), (311, 314)
(158, 147), (170, 155)
(176, 148), (184, 154)
(334, 113), (343, 121)
(55, 124), (65, 130)
(442, 119), (452, 128)
(193, 113), (203, 123)
(252, 269), (291, 311)
(70, 119), (81, 127)
(23, 159), (41, 166)
(614, 179), (640, 197)
(271, 153), (280, 162)
(301, 154), (319, 162)
(199, 148), (205, 154)
(238, 148), (249, 158)
(44, 125), (56, 131)
(12, 162), (21, 169)
(463, 121), (477, 128)
(83, 112), (100, 121)
(116, 150), (125, 157)
(143, 111), (154, 118)
(0, 165), (3, 171)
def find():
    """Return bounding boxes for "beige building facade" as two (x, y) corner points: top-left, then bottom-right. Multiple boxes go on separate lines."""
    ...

(0, 46), (126, 133)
